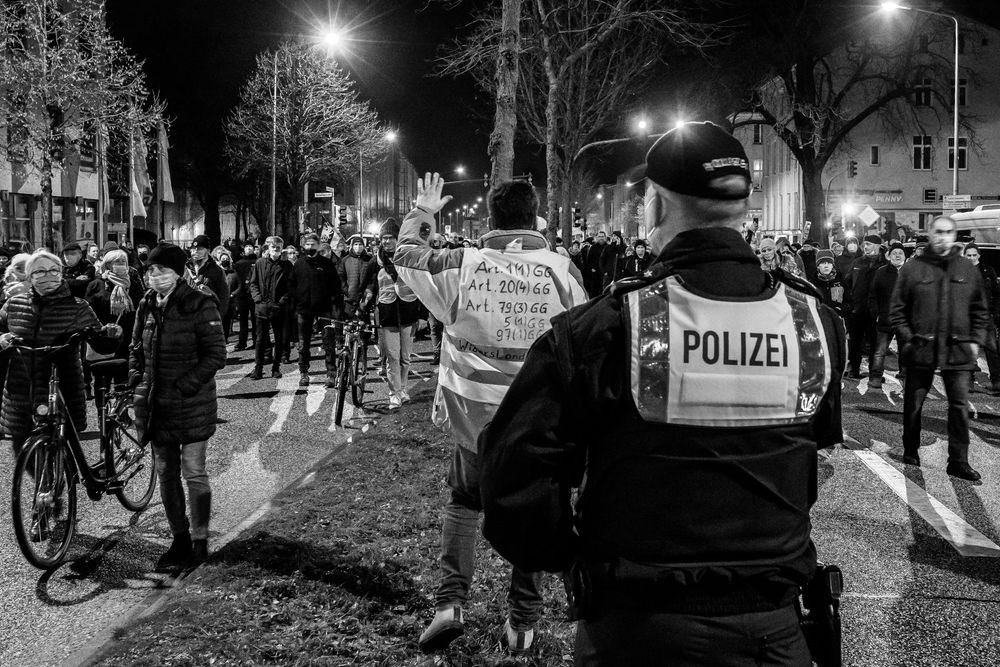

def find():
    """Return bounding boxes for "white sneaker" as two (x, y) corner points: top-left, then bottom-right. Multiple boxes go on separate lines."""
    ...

(503, 618), (534, 654)
(389, 394), (402, 409)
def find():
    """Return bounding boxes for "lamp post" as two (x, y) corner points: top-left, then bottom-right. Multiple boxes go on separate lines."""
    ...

(881, 2), (960, 196)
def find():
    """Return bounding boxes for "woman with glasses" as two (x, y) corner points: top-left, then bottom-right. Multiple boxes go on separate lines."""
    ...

(0, 250), (121, 457)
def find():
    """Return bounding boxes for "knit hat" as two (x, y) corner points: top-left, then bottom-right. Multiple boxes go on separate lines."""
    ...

(643, 121), (751, 200)
(146, 243), (188, 276)
(888, 241), (905, 253)
(380, 218), (400, 238)
(863, 234), (882, 245)
(190, 234), (212, 250)
(816, 250), (834, 265)
(102, 240), (120, 252)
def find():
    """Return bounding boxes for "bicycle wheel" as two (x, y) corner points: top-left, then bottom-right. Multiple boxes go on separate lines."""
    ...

(107, 396), (157, 512)
(351, 339), (368, 407)
(334, 349), (349, 426)
(11, 436), (77, 570)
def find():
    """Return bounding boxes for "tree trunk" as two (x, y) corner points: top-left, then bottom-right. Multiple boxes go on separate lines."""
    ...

(489, 0), (521, 190)
(801, 166), (827, 247)
(41, 156), (55, 250)
(560, 178), (573, 249)
(544, 80), (561, 248)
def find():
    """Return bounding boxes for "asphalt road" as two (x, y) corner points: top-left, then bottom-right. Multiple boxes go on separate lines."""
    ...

(0, 336), (437, 667)
(2, 340), (1000, 666)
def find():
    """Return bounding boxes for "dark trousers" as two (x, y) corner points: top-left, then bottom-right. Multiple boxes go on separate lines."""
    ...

(870, 330), (897, 380)
(255, 313), (284, 372)
(903, 368), (970, 464)
(575, 604), (810, 666)
(975, 319), (1000, 383)
(297, 312), (335, 377)
(847, 311), (876, 373)
(428, 311), (444, 359)
(236, 301), (255, 347)
(282, 305), (298, 359)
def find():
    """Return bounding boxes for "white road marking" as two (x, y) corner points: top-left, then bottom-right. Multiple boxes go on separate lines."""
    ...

(853, 447), (1000, 557)
(217, 361), (258, 393)
(305, 381), (325, 416)
(267, 371), (300, 434)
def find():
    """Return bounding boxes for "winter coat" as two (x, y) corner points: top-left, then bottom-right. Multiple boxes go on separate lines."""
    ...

(248, 256), (292, 319)
(845, 253), (885, 315)
(621, 252), (654, 278)
(191, 256), (231, 320)
(867, 263), (901, 332)
(337, 251), (372, 309)
(224, 268), (240, 315)
(974, 261), (1000, 317)
(583, 242), (606, 293)
(63, 259), (96, 299)
(0, 283), (112, 443)
(760, 252), (800, 276)
(290, 253), (342, 315)
(129, 281), (227, 446)
(834, 250), (858, 279)
(811, 269), (849, 318)
(888, 248), (990, 371)
(85, 270), (146, 359)
(600, 242), (626, 288)
(233, 254), (257, 306)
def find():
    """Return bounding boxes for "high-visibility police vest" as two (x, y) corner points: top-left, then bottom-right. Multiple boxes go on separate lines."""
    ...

(625, 275), (832, 427)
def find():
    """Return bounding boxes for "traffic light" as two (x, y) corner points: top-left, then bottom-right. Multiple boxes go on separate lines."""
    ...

(847, 160), (857, 178)
(572, 207), (583, 227)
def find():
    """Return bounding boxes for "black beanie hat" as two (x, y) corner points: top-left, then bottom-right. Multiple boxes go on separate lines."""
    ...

(146, 243), (188, 276)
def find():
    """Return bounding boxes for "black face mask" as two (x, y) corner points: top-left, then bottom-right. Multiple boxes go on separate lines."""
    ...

(220, 259), (232, 268)
(304, 248), (318, 257)
(138, 252), (148, 261)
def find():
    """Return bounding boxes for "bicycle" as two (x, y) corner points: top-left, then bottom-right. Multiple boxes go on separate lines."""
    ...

(318, 314), (375, 426)
(9, 328), (157, 570)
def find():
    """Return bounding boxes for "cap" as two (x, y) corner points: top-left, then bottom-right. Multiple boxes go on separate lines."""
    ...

(644, 121), (751, 200)
(190, 234), (212, 250)
(63, 242), (82, 253)
(816, 250), (834, 265)
(863, 234), (882, 245)
(380, 219), (400, 238)
(888, 241), (905, 253)
(146, 243), (188, 276)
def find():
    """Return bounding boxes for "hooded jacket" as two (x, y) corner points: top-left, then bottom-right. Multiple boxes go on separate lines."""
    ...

(888, 247), (989, 371)
(394, 207), (588, 450)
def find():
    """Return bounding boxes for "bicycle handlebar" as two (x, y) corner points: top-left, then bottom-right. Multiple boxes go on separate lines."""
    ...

(6, 326), (108, 354)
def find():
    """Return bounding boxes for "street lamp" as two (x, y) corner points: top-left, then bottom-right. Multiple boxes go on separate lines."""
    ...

(455, 165), (466, 177)
(881, 2), (960, 196)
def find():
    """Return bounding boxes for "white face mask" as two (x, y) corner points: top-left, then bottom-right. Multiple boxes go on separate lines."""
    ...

(148, 271), (178, 295)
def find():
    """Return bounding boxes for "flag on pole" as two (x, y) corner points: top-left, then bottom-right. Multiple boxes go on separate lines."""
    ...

(130, 129), (150, 219)
(157, 121), (175, 203)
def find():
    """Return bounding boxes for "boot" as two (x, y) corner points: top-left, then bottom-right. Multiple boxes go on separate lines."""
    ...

(250, 367), (263, 381)
(946, 462), (982, 482)
(503, 618), (535, 654)
(418, 606), (464, 653)
(189, 538), (209, 567)
(868, 377), (883, 389)
(155, 531), (193, 572)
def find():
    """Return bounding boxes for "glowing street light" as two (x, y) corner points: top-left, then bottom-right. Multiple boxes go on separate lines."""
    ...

(674, 119), (687, 130)
(319, 27), (345, 50)
(881, 2), (960, 196)
(385, 130), (397, 142)
(636, 118), (649, 132)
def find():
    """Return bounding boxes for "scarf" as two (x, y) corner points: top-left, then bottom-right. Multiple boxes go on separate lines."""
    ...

(106, 272), (134, 317)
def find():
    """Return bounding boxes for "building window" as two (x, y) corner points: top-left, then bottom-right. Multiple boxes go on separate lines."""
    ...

(752, 159), (763, 191)
(948, 137), (968, 170)
(913, 135), (932, 170)
(752, 124), (763, 144)
(959, 78), (967, 106)
(923, 188), (938, 204)
(870, 145), (880, 165)
(913, 78), (932, 106)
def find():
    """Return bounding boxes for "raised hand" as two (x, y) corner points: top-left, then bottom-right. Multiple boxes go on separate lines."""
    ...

(415, 172), (453, 214)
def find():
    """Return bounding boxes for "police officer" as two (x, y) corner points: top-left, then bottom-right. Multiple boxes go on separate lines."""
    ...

(479, 121), (846, 666)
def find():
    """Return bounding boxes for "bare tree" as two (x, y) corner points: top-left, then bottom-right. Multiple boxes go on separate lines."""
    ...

(0, 0), (163, 249)
(224, 42), (387, 238)
(489, 0), (522, 187)
(723, 1), (971, 243)
(441, 0), (716, 246)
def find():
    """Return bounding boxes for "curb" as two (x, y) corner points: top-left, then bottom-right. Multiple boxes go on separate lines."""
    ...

(66, 413), (380, 667)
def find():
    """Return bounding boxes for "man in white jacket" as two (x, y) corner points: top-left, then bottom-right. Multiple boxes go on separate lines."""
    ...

(395, 173), (587, 653)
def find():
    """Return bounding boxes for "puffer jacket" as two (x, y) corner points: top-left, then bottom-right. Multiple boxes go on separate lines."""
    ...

(337, 251), (372, 310)
(85, 271), (146, 359)
(129, 281), (227, 445)
(191, 256), (231, 320)
(889, 247), (989, 371)
(63, 259), (96, 299)
(0, 283), (109, 442)
(394, 208), (588, 450)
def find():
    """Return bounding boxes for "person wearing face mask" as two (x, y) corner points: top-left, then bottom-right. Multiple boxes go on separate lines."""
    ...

(0, 253), (31, 308)
(810, 249), (849, 320)
(889, 217), (988, 481)
(622, 239), (654, 278)
(288, 233), (343, 387)
(133, 244), (151, 273)
(0, 250), (121, 462)
(843, 234), (885, 378)
(248, 236), (292, 380)
(834, 238), (859, 277)
(220, 252), (239, 341)
(963, 242), (1000, 394)
(336, 234), (373, 317)
(187, 235), (230, 329)
(866, 243), (907, 389)
(757, 236), (799, 276)
(129, 243), (227, 571)
(61, 242), (96, 299)
(600, 231), (627, 289)
(84, 249), (144, 365)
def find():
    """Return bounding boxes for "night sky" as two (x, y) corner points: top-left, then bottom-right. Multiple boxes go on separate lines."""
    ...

(104, 0), (1000, 203)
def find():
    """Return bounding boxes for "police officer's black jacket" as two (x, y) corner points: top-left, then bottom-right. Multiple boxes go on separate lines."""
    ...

(479, 226), (846, 614)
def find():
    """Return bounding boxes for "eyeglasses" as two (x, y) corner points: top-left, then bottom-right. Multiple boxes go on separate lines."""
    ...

(30, 268), (62, 278)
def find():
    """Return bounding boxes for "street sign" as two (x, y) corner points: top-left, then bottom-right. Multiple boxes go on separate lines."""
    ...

(325, 186), (335, 193)
(315, 192), (333, 199)
(858, 205), (880, 227)
(943, 194), (972, 208)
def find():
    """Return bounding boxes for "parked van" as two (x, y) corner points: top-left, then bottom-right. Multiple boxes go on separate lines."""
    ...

(951, 204), (1000, 243)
